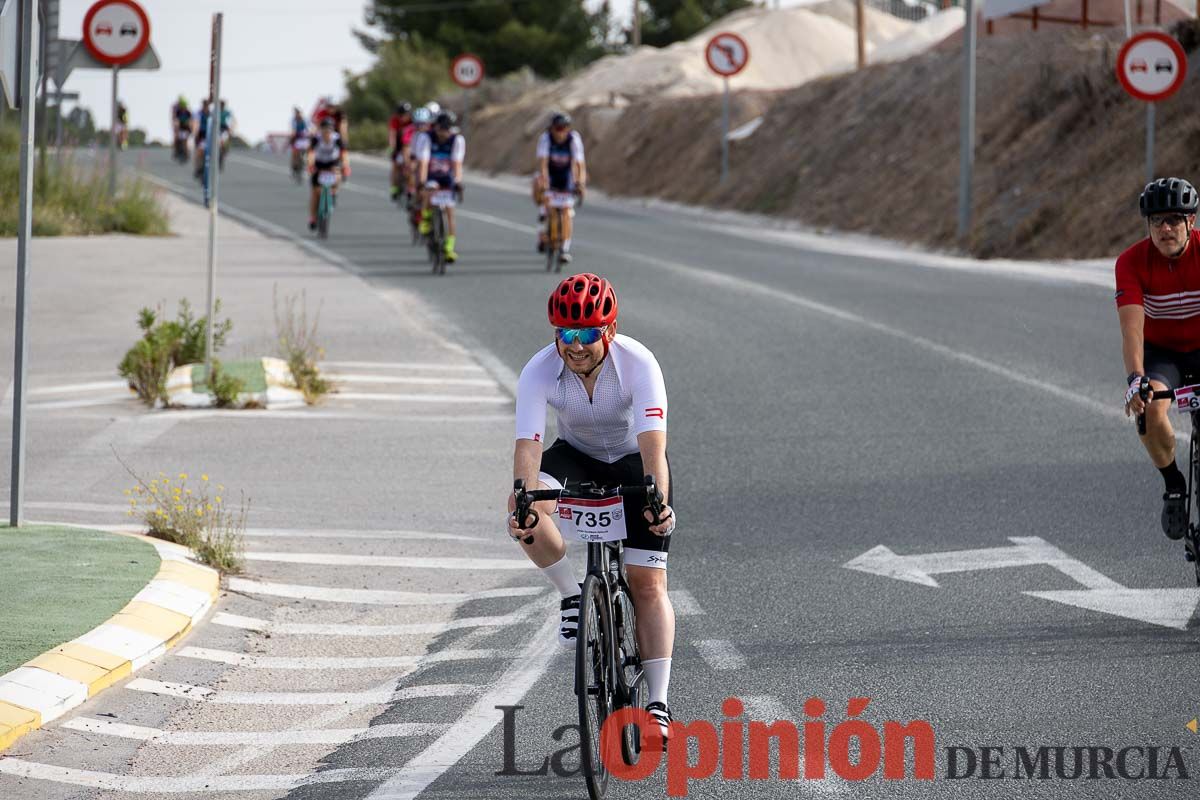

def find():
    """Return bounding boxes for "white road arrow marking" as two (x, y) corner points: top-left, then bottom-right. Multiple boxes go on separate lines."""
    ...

(843, 537), (1118, 588)
(844, 536), (1199, 629)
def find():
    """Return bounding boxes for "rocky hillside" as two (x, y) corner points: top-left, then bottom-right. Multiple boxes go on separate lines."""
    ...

(468, 24), (1200, 259)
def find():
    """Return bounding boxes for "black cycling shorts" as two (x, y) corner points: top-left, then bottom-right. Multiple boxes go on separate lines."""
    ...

(1143, 342), (1200, 389)
(537, 439), (672, 570)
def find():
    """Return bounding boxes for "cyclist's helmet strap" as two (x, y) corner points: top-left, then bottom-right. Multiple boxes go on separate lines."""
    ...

(1140, 177), (1200, 217)
(547, 273), (618, 328)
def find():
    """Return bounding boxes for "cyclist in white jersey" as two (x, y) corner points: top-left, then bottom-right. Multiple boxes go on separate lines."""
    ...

(508, 272), (677, 739)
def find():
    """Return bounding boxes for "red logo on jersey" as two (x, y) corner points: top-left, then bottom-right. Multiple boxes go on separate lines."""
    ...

(533, 433), (541, 442)
(645, 408), (665, 419)
(559, 507), (572, 520)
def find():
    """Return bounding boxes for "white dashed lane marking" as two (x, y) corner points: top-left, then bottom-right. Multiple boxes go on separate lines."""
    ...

(694, 639), (748, 671)
(175, 646), (510, 670)
(126, 678), (481, 705)
(243, 552), (534, 569)
(61, 717), (448, 745)
(213, 611), (535, 637)
(227, 577), (543, 605)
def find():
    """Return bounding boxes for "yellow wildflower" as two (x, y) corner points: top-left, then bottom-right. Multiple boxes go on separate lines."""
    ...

(175, 505), (184, 512)
(215, 496), (222, 504)
(195, 508), (203, 517)
(201, 474), (209, 481)
(178, 473), (187, 480)
(185, 489), (192, 496)
(123, 489), (132, 496)
(205, 504), (213, 512)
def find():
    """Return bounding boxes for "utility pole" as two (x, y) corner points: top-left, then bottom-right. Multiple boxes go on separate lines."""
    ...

(957, 0), (977, 242)
(856, 0), (866, 69)
(633, 0), (641, 47)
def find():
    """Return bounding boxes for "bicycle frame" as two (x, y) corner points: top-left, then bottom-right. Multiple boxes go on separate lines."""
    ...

(1139, 383), (1200, 582)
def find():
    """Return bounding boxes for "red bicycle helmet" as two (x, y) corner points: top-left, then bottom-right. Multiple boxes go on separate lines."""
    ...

(548, 273), (618, 328)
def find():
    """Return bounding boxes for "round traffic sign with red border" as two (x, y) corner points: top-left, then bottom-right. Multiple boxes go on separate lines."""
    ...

(1116, 32), (1186, 102)
(83, 0), (150, 67)
(705, 32), (750, 78)
(451, 54), (485, 89)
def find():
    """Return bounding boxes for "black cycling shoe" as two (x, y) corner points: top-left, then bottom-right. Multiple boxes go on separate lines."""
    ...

(1162, 491), (1187, 540)
(646, 701), (672, 742)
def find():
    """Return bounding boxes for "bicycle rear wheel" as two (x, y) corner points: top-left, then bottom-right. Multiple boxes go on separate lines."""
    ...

(546, 209), (559, 272)
(430, 210), (445, 275)
(576, 574), (613, 800)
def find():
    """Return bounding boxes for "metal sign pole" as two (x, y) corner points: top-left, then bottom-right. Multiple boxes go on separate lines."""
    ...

(204, 12), (222, 385)
(462, 87), (469, 138)
(720, 76), (729, 184)
(108, 65), (117, 195)
(10, 0), (39, 527)
(957, 0), (977, 242)
(1146, 103), (1155, 184)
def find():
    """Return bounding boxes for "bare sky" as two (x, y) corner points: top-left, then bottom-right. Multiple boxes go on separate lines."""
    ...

(55, 0), (809, 144)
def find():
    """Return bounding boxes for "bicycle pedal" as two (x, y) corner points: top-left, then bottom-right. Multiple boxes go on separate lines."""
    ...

(1186, 548), (1196, 563)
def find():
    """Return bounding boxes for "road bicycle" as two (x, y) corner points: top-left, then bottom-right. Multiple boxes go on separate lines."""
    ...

(1138, 379), (1200, 584)
(425, 182), (459, 276)
(172, 129), (189, 164)
(513, 474), (665, 800)
(290, 137), (308, 183)
(315, 169), (338, 239)
(544, 189), (581, 273)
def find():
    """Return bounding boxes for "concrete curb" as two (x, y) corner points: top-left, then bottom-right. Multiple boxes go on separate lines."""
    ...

(0, 533), (219, 752)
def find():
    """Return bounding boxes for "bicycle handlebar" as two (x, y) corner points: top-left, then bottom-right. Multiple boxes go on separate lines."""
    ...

(510, 475), (665, 545)
(1136, 380), (1178, 435)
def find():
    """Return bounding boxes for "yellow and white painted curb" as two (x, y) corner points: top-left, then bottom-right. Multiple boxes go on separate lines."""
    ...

(166, 356), (306, 409)
(0, 537), (219, 752)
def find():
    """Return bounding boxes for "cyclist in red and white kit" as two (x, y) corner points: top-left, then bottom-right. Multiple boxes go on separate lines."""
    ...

(388, 102), (413, 202)
(508, 273), (677, 739)
(1119, 177), (1200, 542)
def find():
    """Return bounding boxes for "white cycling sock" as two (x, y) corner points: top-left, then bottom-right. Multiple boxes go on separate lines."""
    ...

(643, 657), (672, 706)
(563, 238), (572, 253)
(541, 555), (579, 598)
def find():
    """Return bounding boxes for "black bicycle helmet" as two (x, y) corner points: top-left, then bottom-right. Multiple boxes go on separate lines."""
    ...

(396, 101), (412, 115)
(550, 112), (572, 128)
(435, 111), (456, 129)
(1140, 177), (1199, 217)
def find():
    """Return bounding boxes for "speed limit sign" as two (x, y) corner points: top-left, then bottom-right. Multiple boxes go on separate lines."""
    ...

(451, 54), (484, 89)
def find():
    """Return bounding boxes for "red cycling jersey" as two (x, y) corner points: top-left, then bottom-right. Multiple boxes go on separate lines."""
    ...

(1115, 229), (1200, 352)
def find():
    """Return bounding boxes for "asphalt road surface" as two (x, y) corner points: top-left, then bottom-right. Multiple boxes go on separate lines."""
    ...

(3, 145), (1197, 799)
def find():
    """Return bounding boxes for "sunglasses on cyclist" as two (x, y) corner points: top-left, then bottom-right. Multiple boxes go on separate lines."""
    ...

(556, 326), (606, 345)
(1149, 213), (1189, 228)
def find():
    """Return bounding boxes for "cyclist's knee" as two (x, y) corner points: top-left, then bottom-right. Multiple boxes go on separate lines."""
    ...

(626, 566), (668, 602)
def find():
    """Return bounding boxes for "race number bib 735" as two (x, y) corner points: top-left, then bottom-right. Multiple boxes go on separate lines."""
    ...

(557, 495), (627, 543)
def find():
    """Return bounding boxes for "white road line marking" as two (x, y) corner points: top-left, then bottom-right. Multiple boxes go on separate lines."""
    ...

(325, 374), (498, 387)
(212, 610), (532, 636)
(27, 396), (137, 411)
(694, 639), (748, 671)
(740, 695), (795, 722)
(174, 646), (508, 670)
(227, 576), (543, 605)
(243, 552), (533, 570)
(331, 391), (510, 404)
(29, 380), (131, 396)
(239, 527), (484, 541)
(321, 360), (486, 373)
(126, 678), (479, 706)
(669, 589), (705, 616)
(60, 717), (447, 745)
(190, 594), (547, 780)
(367, 601), (560, 800)
(0, 759), (396, 792)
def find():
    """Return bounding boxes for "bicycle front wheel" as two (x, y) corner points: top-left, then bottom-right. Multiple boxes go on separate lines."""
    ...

(577, 574), (613, 800)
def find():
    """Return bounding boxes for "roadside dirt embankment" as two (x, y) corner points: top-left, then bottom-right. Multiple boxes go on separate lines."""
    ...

(469, 25), (1200, 259)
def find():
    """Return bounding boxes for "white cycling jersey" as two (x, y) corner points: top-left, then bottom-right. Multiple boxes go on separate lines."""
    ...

(516, 334), (667, 464)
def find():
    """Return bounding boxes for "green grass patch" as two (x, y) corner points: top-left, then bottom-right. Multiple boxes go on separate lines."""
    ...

(0, 124), (169, 237)
(191, 360), (268, 394)
(0, 525), (159, 675)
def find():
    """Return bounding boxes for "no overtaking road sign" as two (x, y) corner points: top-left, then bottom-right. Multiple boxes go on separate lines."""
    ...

(1116, 31), (1186, 103)
(82, 0), (150, 67)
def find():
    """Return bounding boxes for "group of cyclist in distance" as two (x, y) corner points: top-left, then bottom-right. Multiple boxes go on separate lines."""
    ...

(169, 95), (235, 180)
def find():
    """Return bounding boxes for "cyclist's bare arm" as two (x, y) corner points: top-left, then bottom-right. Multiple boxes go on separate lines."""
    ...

(453, 160), (463, 185)
(1120, 304), (1146, 378)
(637, 430), (672, 534)
(418, 159), (429, 184)
(574, 159), (586, 189)
(539, 157), (550, 185)
(512, 438), (544, 498)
